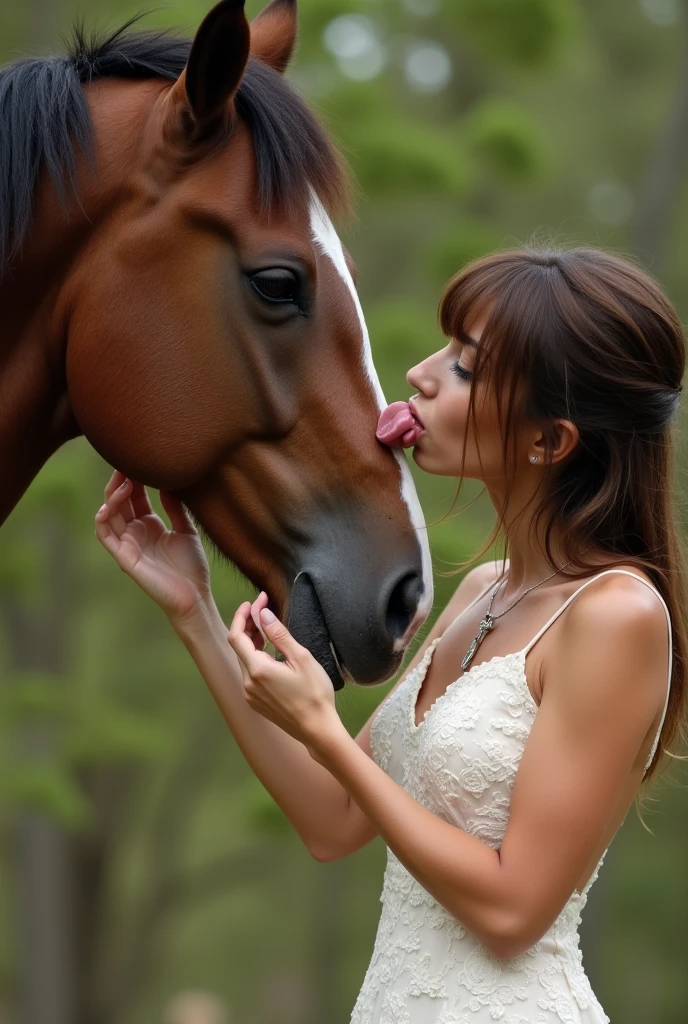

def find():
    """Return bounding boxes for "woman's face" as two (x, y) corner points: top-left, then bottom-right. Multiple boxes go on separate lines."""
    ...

(406, 312), (524, 483)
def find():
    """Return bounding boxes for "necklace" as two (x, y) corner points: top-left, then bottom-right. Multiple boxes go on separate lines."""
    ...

(461, 557), (577, 671)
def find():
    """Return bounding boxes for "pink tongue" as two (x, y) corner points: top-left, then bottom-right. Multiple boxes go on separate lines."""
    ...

(376, 401), (423, 448)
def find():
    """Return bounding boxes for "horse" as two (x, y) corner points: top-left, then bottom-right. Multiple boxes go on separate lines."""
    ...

(0, 0), (433, 688)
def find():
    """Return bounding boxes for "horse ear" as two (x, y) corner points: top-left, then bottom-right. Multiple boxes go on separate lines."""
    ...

(251, 0), (298, 74)
(171, 0), (251, 134)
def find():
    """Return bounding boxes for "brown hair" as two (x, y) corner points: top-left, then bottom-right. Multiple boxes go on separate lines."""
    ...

(439, 245), (686, 779)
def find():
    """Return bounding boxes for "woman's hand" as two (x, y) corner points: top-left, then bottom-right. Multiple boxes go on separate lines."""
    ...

(228, 593), (343, 751)
(95, 470), (211, 624)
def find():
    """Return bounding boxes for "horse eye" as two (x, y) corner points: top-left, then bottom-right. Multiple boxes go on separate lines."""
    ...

(250, 269), (300, 305)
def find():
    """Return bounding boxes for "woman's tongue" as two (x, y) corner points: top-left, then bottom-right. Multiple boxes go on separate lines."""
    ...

(376, 401), (424, 448)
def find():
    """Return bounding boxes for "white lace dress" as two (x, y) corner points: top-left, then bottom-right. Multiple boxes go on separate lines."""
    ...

(351, 570), (672, 1024)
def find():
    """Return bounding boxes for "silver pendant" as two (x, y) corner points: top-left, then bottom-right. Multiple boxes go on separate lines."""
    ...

(461, 613), (494, 671)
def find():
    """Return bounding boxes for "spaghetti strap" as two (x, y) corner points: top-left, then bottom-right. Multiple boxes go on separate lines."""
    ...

(521, 569), (673, 774)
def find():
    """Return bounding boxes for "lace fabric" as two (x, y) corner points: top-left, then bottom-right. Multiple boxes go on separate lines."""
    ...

(351, 570), (672, 1024)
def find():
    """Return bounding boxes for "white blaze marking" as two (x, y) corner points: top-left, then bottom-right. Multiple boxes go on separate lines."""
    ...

(309, 194), (434, 637)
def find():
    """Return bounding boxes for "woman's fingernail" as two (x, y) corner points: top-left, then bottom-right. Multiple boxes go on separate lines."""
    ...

(260, 608), (277, 626)
(119, 479), (130, 491)
(96, 505), (108, 518)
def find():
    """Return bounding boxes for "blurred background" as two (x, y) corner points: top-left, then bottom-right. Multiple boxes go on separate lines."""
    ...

(1, 0), (687, 1021)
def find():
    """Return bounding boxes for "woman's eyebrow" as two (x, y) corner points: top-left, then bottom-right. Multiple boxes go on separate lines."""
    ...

(457, 330), (480, 348)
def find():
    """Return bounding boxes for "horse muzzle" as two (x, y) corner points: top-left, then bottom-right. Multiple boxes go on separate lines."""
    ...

(285, 508), (428, 689)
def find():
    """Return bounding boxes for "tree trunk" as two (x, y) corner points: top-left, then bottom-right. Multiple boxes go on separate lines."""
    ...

(307, 858), (350, 1024)
(635, 0), (688, 270)
(8, 516), (76, 1024)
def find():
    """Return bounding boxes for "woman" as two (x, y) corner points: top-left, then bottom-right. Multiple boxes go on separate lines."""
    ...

(95, 246), (685, 1023)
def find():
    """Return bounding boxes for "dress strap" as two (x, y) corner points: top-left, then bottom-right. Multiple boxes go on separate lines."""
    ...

(521, 569), (672, 774)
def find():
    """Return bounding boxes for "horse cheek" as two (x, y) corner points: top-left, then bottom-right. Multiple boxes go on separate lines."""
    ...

(64, 290), (208, 488)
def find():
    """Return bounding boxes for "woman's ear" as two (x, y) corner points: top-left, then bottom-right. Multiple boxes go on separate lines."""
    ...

(250, 0), (298, 74)
(544, 419), (580, 465)
(168, 0), (250, 137)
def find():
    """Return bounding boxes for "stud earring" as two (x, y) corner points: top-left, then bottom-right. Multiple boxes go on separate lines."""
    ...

(529, 455), (539, 464)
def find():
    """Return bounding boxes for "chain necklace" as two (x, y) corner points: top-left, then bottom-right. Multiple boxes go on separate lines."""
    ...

(461, 557), (578, 671)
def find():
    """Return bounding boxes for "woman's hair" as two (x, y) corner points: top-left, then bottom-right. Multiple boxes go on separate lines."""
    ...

(440, 245), (686, 779)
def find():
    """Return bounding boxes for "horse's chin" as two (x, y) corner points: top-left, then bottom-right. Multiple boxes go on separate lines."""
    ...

(286, 572), (347, 691)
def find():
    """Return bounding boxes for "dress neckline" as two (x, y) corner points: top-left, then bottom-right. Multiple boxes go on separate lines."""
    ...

(410, 637), (537, 732)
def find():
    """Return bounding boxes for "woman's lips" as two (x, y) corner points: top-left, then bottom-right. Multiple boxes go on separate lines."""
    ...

(376, 401), (425, 448)
(408, 399), (424, 429)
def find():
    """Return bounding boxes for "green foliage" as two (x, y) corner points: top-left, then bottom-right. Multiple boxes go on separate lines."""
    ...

(0, 763), (91, 827)
(350, 117), (472, 197)
(65, 697), (171, 765)
(0, 537), (45, 597)
(453, 0), (577, 67)
(232, 778), (292, 838)
(425, 220), (503, 283)
(464, 99), (550, 182)
(367, 299), (442, 396)
(326, 81), (472, 199)
(284, 0), (367, 39)
(0, 674), (89, 826)
(0, 674), (67, 723)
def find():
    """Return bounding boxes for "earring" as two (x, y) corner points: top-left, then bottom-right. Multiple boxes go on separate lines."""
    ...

(529, 455), (538, 464)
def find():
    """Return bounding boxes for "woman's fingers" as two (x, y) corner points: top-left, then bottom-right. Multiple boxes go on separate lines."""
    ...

(104, 469), (126, 500)
(102, 478), (135, 539)
(105, 473), (150, 524)
(228, 602), (264, 675)
(258, 608), (306, 668)
(130, 481), (155, 520)
(94, 503), (124, 561)
(160, 490), (197, 536)
(246, 593), (268, 653)
(250, 592), (270, 647)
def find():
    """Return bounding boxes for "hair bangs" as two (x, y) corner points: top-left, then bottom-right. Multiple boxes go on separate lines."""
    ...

(439, 252), (557, 451)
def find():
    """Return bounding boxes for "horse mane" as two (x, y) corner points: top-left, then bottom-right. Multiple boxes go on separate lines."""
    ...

(0, 15), (349, 270)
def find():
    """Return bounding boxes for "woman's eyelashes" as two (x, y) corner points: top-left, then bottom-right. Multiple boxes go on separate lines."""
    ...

(451, 361), (473, 382)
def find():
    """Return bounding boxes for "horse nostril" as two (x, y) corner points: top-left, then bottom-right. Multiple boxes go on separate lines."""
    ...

(385, 573), (423, 641)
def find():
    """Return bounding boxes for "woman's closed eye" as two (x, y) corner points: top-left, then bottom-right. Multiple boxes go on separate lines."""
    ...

(451, 361), (473, 382)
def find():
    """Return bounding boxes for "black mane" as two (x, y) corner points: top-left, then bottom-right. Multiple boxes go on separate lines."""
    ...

(0, 16), (348, 269)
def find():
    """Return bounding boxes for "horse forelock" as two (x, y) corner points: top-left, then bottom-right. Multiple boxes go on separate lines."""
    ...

(0, 14), (351, 275)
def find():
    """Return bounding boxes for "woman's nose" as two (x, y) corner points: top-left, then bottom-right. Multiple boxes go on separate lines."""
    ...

(407, 360), (436, 396)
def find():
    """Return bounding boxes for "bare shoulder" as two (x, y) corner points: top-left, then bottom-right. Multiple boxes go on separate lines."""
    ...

(556, 564), (670, 709)
(564, 565), (668, 643)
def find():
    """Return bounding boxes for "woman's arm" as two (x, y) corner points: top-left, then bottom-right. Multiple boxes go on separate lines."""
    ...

(174, 560), (501, 861)
(95, 470), (498, 860)
(233, 573), (669, 957)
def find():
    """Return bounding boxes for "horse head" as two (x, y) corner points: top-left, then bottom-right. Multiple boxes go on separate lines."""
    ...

(56, 0), (433, 686)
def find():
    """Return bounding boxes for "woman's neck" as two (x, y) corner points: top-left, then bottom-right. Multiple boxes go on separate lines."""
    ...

(487, 483), (603, 598)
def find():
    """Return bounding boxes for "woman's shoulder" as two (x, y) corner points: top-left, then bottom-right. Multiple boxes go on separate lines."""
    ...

(569, 562), (666, 616)
(557, 562), (671, 695)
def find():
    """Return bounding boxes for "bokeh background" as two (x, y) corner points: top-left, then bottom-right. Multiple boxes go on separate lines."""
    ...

(1, 0), (687, 1022)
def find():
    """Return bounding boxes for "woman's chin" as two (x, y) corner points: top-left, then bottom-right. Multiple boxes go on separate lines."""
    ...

(411, 445), (439, 473)
(412, 444), (465, 478)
